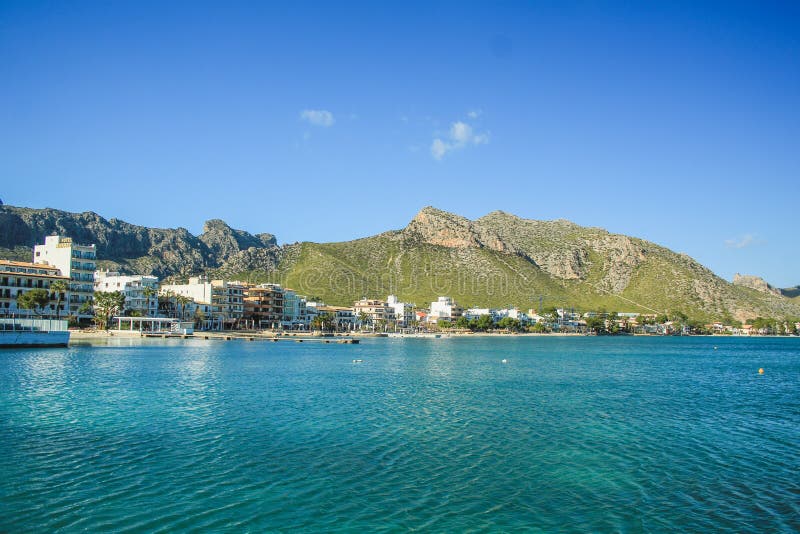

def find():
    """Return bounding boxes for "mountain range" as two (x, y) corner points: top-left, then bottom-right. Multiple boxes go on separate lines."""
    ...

(1, 203), (798, 322)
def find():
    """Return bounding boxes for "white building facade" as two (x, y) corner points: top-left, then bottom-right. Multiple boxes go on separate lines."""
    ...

(94, 271), (159, 317)
(429, 296), (463, 322)
(33, 235), (96, 319)
(161, 276), (244, 328)
(387, 295), (414, 327)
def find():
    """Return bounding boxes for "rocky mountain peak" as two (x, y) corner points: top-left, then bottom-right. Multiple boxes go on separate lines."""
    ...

(404, 206), (515, 253)
(199, 219), (277, 260)
(732, 273), (781, 296)
(203, 219), (232, 233)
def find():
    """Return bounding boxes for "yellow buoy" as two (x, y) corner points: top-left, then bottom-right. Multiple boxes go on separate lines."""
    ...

(758, 368), (764, 375)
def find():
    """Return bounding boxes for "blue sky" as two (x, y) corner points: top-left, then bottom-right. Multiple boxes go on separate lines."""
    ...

(1, 1), (798, 286)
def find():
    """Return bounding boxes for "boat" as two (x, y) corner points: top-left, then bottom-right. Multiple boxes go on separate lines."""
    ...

(0, 318), (70, 348)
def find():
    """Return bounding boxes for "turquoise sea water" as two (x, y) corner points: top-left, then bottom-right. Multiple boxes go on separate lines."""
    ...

(1, 336), (798, 532)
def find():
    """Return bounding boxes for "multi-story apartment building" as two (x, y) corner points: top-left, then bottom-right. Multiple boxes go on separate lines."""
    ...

(429, 296), (463, 323)
(387, 295), (414, 327)
(281, 288), (308, 329)
(213, 279), (245, 327)
(353, 298), (396, 328)
(94, 271), (159, 317)
(33, 236), (96, 319)
(0, 260), (70, 318)
(161, 276), (244, 328)
(244, 284), (284, 329)
(318, 305), (357, 330)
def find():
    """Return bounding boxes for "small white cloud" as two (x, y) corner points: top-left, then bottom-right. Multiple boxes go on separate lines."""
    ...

(472, 133), (489, 145)
(450, 121), (473, 144)
(725, 233), (761, 249)
(300, 109), (335, 127)
(467, 109), (482, 119)
(431, 139), (448, 160)
(430, 119), (489, 160)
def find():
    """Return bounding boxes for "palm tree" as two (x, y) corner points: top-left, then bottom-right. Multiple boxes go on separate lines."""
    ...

(142, 286), (157, 316)
(176, 295), (192, 320)
(94, 291), (126, 330)
(159, 290), (176, 317)
(358, 311), (370, 331)
(49, 280), (68, 319)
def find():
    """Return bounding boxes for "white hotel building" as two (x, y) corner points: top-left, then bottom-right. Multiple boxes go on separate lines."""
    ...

(33, 235), (96, 319)
(94, 271), (159, 317)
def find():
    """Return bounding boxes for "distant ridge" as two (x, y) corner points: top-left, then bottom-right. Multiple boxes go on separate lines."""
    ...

(1, 203), (798, 321)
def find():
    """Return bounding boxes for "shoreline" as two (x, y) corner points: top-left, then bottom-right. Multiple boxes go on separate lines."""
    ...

(67, 329), (800, 345)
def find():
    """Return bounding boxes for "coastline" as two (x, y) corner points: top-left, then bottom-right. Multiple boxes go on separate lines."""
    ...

(67, 329), (799, 345)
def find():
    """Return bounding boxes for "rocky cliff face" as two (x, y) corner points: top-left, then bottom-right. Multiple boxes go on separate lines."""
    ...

(732, 274), (782, 296)
(405, 207), (648, 293)
(0, 205), (280, 279)
(403, 207), (516, 253)
(199, 219), (276, 259)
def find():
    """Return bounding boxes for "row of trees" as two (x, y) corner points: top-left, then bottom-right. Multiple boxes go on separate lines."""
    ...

(14, 280), (68, 318)
(747, 317), (799, 335)
(445, 315), (525, 331)
(14, 285), (204, 329)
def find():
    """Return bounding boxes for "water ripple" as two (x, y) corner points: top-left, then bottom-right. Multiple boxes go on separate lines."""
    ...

(1, 337), (799, 531)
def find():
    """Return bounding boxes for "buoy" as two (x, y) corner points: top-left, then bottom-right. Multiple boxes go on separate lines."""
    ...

(758, 368), (764, 375)
(714, 346), (718, 350)
(501, 359), (508, 364)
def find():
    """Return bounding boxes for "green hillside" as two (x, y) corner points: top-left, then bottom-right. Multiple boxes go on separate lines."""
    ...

(257, 208), (800, 322)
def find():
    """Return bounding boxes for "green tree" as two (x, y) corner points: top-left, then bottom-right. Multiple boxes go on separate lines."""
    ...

(94, 291), (127, 330)
(176, 294), (192, 320)
(194, 308), (206, 329)
(787, 319), (798, 335)
(607, 312), (620, 334)
(78, 299), (93, 316)
(585, 316), (605, 333)
(159, 290), (176, 317)
(454, 316), (471, 329)
(142, 286), (157, 315)
(16, 289), (51, 316)
(49, 280), (68, 319)
(475, 314), (495, 331)
(529, 322), (550, 333)
(311, 312), (335, 332)
(497, 317), (521, 331)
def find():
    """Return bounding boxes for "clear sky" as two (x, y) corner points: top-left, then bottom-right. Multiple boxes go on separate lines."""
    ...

(1, 1), (798, 286)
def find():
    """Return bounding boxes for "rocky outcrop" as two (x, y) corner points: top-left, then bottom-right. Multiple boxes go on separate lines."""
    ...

(403, 207), (517, 254)
(199, 219), (277, 260)
(733, 274), (782, 296)
(0, 204), (279, 278)
(218, 247), (282, 275)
